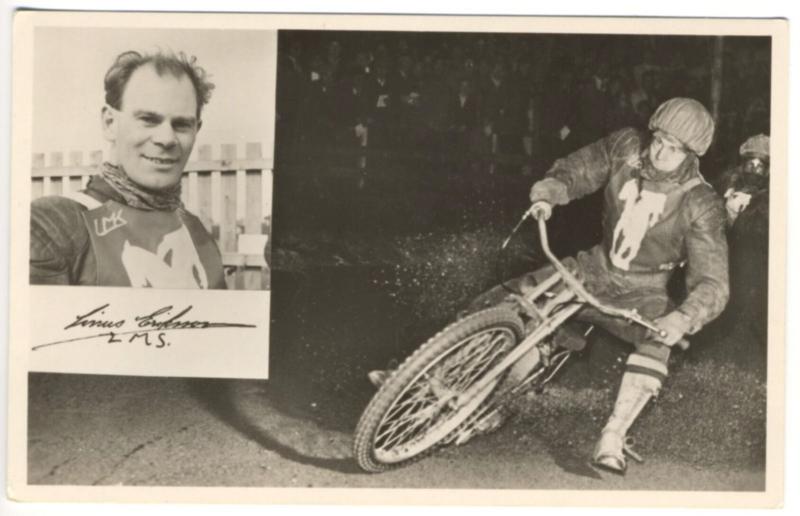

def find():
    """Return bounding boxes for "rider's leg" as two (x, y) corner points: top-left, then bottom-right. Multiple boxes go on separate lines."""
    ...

(593, 343), (670, 473)
(459, 272), (541, 316)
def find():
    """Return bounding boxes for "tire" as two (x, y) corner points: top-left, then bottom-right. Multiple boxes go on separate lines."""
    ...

(353, 307), (526, 472)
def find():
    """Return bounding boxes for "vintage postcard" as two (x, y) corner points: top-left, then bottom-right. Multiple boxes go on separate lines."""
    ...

(7, 11), (787, 508)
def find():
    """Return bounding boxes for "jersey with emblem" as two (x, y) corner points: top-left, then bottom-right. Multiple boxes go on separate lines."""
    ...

(29, 176), (226, 289)
(528, 127), (728, 334)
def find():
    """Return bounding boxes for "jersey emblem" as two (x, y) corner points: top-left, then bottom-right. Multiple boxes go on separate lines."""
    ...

(120, 226), (209, 288)
(610, 179), (667, 270)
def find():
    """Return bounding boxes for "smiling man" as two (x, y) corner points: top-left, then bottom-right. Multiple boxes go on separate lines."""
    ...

(30, 50), (226, 289)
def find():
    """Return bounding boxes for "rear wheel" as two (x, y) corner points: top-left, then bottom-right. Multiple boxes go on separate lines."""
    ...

(353, 307), (526, 472)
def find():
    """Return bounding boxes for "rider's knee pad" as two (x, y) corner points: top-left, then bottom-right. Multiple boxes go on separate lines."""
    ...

(624, 353), (668, 390)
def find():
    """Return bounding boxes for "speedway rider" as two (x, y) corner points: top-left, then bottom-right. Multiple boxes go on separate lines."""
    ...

(368, 97), (729, 473)
(718, 133), (770, 227)
(526, 97), (729, 472)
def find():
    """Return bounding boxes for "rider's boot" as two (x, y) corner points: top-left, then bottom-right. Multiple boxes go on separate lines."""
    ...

(592, 354), (665, 474)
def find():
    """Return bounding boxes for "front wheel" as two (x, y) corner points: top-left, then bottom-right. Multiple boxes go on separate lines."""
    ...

(353, 307), (526, 472)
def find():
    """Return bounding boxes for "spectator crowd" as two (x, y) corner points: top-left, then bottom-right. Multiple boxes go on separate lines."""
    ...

(276, 32), (770, 176)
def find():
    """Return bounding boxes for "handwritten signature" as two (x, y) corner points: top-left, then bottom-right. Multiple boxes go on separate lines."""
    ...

(32, 303), (256, 351)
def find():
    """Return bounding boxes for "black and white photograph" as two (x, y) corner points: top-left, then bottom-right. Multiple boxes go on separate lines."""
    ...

(7, 12), (787, 508)
(19, 26), (275, 382)
(29, 27), (274, 292)
(270, 26), (779, 491)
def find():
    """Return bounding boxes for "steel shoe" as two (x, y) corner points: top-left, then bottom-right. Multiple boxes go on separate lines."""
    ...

(592, 429), (626, 474)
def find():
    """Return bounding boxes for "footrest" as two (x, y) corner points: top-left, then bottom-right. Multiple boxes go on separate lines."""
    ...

(623, 438), (644, 463)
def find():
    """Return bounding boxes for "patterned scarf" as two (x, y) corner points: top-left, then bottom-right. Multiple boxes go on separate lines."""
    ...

(631, 148), (699, 202)
(638, 149), (699, 184)
(101, 162), (184, 211)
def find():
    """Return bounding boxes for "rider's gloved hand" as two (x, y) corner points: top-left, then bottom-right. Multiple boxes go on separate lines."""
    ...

(530, 201), (553, 221)
(724, 188), (753, 225)
(653, 311), (692, 347)
(529, 178), (568, 218)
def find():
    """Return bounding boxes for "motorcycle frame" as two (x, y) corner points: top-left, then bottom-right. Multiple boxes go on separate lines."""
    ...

(455, 214), (674, 408)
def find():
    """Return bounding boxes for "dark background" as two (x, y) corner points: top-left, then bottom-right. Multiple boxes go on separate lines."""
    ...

(271, 31), (770, 345)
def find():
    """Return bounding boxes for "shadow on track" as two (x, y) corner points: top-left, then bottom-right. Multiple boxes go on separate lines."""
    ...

(187, 379), (363, 475)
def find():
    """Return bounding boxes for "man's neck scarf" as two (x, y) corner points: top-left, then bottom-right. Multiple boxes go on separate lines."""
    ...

(629, 147), (699, 202)
(101, 162), (184, 211)
(636, 148), (699, 184)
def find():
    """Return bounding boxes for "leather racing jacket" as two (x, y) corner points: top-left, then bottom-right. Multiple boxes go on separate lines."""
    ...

(30, 175), (226, 289)
(529, 128), (729, 334)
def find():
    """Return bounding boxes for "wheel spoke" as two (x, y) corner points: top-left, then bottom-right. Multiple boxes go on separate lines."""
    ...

(383, 385), (430, 420)
(380, 397), (431, 440)
(377, 387), (446, 447)
(437, 337), (494, 389)
(379, 403), (440, 450)
(449, 331), (511, 391)
(439, 332), (494, 380)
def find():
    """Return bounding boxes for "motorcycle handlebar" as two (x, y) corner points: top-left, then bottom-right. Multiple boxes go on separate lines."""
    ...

(530, 209), (689, 351)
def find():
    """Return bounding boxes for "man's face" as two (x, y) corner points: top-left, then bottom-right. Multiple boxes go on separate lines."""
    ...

(649, 130), (688, 173)
(743, 156), (768, 177)
(102, 64), (200, 191)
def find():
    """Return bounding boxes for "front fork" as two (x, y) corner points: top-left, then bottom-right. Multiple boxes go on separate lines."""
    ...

(445, 272), (583, 446)
(454, 271), (583, 409)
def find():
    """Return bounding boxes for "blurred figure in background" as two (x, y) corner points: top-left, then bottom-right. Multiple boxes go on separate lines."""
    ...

(715, 134), (770, 353)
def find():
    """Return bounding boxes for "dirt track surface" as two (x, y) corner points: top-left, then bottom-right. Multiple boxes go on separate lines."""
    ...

(28, 158), (767, 490)
(27, 370), (765, 490)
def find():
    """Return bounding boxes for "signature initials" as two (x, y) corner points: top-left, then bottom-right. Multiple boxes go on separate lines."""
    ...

(94, 209), (127, 236)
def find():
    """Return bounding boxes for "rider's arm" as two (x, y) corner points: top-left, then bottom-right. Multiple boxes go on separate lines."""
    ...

(675, 187), (730, 334)
(30, 196), (90, 285)
(530, 128), (641, 206)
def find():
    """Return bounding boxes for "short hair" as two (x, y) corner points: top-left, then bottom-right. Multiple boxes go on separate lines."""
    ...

(104, 50), (215, 118)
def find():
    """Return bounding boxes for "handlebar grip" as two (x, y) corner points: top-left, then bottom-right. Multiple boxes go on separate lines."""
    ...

(656, 329), (690, 350)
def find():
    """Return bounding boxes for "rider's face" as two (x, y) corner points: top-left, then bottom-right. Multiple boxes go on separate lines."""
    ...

(743, 157), (768, 177)
(102, 64), (200, 191)
(649, 131), (688, 173)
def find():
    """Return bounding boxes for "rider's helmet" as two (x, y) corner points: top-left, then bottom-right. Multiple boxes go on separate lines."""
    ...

(739, 134), (770, 161)
(739, 134), (770, 178)
(648, 97), (715, 156)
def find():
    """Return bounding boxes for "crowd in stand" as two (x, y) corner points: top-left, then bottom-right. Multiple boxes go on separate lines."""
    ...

(276, 33), (770, 175)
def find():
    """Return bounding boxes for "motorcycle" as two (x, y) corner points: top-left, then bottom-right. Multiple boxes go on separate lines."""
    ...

(353, 207), (688, 473)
